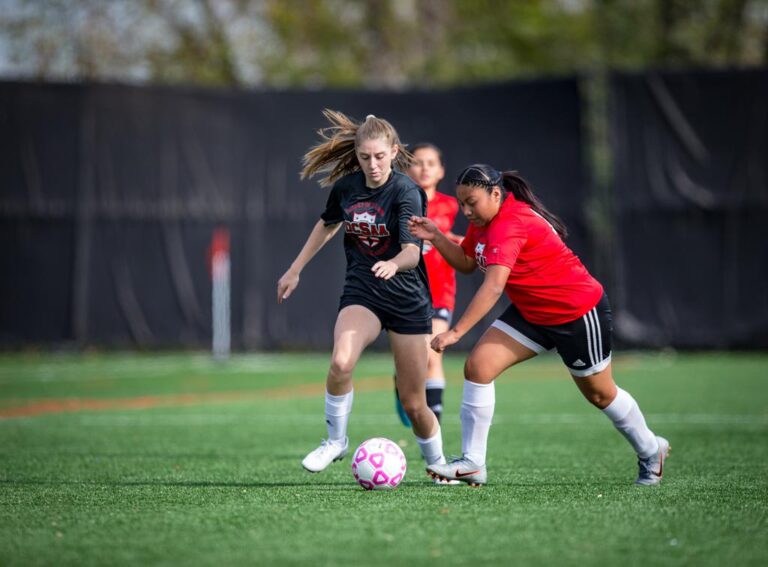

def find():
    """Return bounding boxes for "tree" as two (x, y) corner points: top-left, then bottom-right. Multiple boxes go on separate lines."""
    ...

(0, 0), (765, 87)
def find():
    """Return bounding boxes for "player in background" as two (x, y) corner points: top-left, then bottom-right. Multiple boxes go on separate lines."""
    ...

(409, 164), (669, 487)
(277, 110), (447, 475)
(394, 143), (462, 428)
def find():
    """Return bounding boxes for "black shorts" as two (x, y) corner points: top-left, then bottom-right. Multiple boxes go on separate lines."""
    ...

(339, 296), (432, 335)
(432, 306), (453, 325)
(492, 293), (613, 377)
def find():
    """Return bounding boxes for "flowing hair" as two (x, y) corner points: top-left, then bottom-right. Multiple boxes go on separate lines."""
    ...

(455, 164), (568, 239)
(300, 109), (413, 187)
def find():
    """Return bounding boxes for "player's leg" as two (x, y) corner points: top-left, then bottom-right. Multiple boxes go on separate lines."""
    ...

(393, 366), (411, 428)
(571, 363), (669, 485)
(302, 305), (382, 473)
(425, 313), (451, 422)
(393, 379), (412, 427)
(427, 310), (547, 485)
(389, 330), (447, 467)
(560, 295), (669, 485)
(393, 311), (450, 428)
(426, 327), (537, 485)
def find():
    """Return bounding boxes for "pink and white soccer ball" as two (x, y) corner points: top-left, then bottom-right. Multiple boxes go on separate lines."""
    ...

(351, 437), (407, 490)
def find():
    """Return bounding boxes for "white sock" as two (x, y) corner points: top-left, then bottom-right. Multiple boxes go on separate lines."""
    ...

(415, 425), (445, 465)
(325, 390), (353, 444)
(602, 387), (659, 458)
(461, 380), (495, 467)
(425, 377), (446, 389)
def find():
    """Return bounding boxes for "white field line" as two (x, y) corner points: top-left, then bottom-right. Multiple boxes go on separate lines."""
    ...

(4, 413), (766, 427)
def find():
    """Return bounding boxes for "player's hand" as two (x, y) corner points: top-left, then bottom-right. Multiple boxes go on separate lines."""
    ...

(430, 329), (461, 353)
(408, 216), (439, 241)
(277, 270), (299, 303)
(371, 260), (398, 280)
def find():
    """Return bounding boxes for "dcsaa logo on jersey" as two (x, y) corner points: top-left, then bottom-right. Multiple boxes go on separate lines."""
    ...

(474, 242), (487, 271)
(345, 204), (391, 254)
(352, 211), (376, 225)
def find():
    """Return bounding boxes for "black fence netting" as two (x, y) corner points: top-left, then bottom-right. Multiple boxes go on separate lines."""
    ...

(1, 79), (588, 349)
(610, 69), (768, 348)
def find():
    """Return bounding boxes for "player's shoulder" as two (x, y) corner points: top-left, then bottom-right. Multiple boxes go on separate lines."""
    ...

(497, 197), (528, 219)
(334, 171), (366, 191)
(434, 190), (454, 201)
(434, 190), (458, 213)
(391, 171), (426, 202)
(391, 171), (421, 192)
(489, 198), (529, 233)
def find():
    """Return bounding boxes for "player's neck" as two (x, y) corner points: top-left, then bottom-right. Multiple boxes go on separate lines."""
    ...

(365, 170), (393, 190)
(424, 186), (437, 201)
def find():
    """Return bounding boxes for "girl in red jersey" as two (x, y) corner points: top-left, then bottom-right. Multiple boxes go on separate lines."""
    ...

(409, 164), (669, 487)
(394, 143), (462, 428)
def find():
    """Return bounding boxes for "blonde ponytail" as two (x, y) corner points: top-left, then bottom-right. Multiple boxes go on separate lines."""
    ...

(301, 109), (413, 187)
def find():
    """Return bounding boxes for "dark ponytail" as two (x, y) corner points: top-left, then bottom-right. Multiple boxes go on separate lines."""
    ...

(455, 164), (568, 239)
(500, 171), (568, 239)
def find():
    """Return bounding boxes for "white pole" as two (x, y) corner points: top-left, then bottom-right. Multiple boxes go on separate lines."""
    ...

(211, 230), (230, 361)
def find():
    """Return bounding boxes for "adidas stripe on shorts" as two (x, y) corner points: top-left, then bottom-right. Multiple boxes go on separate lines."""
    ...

(491, 293), (612, 377)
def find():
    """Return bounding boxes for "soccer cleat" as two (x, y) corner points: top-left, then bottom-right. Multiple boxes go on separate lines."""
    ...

(301, 437), (348, 473)
(426, 456), (487, 487)
(635, 436), (670, 486)
(393, 379), (412, 427)
(432, 476), (461, 486)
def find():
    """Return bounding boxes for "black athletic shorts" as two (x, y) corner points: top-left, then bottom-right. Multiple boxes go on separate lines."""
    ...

(339, 296), (433, 335)
(492, 293), (613, 377)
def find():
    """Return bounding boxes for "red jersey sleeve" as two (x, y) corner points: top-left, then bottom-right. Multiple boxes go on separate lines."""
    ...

(485, 215), (527, 269)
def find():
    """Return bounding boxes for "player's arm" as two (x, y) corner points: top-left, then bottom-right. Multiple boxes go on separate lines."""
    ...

(277, 220), (342, 303)
(430, 229), (476, 273)
(408, 216), (475, 273)
(430, 264), (510, 352)
(446, 231), (464, 244)
(371, 243), (420, 280)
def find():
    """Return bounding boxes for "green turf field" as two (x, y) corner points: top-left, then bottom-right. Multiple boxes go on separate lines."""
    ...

(1, 351), (766, 566)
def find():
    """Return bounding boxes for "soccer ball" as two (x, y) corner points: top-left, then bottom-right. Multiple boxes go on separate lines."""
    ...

(351, 437), (407, 490)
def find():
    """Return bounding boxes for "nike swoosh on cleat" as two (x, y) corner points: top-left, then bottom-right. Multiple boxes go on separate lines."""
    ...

(455, 469), (481, 478)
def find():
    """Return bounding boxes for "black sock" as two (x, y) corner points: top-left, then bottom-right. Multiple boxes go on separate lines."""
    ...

(426, 387), (444, 423)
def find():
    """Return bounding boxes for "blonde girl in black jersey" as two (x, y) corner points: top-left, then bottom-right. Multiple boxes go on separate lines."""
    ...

(277, 110), (447, 475)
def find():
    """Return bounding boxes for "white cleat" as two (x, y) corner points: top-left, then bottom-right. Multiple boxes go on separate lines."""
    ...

(301, 437), (349, 473)
(635, 436), (670, 486)
(433, 476), (462, 486)
(427, 456), (487, 486)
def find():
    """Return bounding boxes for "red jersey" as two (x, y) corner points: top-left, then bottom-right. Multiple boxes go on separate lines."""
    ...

(460, 197), (603, 325)
(424, 191), (459, 311)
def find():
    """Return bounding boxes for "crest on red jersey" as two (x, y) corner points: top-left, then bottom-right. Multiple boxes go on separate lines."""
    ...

(475, 242), (487, 271)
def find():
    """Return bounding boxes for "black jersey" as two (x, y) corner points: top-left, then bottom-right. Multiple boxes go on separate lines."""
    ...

(321, 171), (432, 319)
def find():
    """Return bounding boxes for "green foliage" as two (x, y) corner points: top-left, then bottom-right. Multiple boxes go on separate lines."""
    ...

(1, 0), (765, 87)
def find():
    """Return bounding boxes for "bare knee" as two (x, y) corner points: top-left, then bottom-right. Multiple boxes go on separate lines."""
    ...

(398, 393), (428, 419)
(580, 388), (615, 409)
(329, 354), (356, 380)
(464, 356), (496, 384)
(400, 395), (427, 417)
